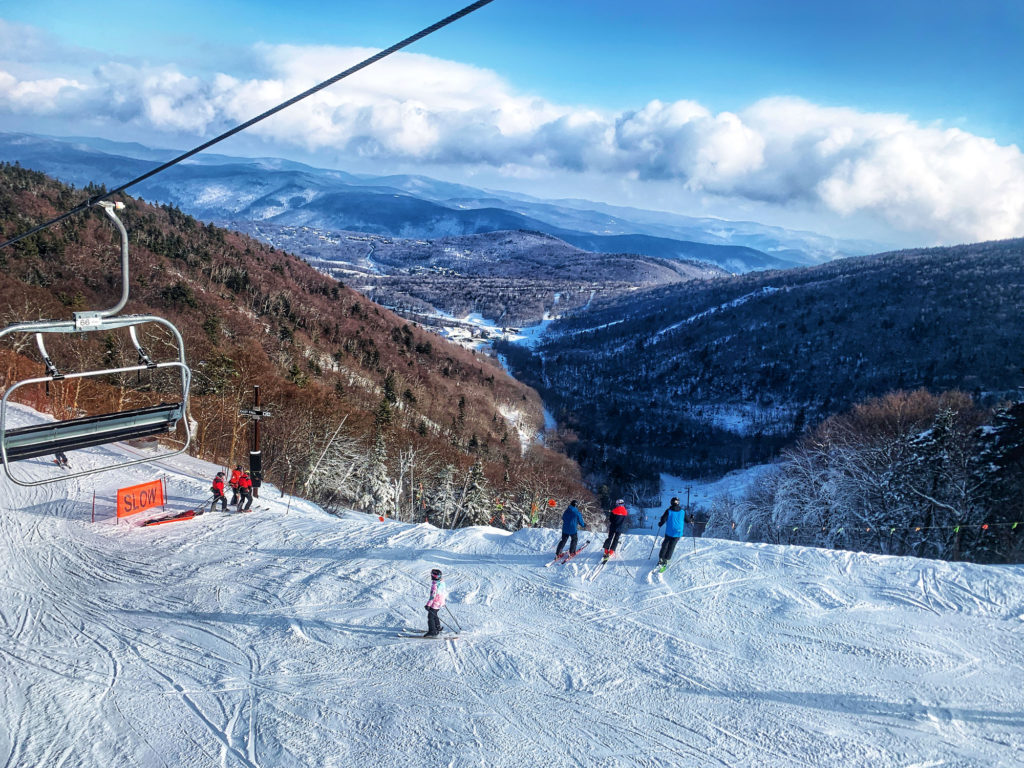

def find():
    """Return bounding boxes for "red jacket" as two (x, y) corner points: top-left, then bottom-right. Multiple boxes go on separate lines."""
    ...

(230, 469), (242, 488)
(212, 476), (225, 495)
(610, 505), (628, 517)
(239, 473), (253, 490)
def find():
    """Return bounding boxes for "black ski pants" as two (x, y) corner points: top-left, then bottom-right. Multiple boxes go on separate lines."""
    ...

(603, 514), (629, 553)
(603, 531), (623, 553)
(425, 607), (442, 636)
(659, 536), (680, 562)
(556, 533), (579, 556)
(211, 492), (227, 512)
(239, 488), (253, 511)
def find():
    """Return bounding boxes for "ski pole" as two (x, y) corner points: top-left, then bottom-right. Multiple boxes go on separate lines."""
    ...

(649, 524), (663, 559)
(444, 605), (463, 632)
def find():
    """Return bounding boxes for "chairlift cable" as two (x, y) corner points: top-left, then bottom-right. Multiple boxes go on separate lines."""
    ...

(0, 0), (496, 251)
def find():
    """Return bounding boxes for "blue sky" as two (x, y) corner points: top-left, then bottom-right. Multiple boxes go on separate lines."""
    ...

(1, 0), (1022, 245)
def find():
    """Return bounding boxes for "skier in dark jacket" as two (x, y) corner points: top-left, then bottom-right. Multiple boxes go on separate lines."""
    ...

(556, 500), (586, 557)
(657, 497), (685, 568)
(602, 499), (630, 557)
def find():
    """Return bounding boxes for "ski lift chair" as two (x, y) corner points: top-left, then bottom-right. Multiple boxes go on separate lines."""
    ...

(0, 201), (192, 487)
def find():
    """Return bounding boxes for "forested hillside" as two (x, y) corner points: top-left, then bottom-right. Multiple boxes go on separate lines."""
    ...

(500, 240), (1024, 489)
(0, 164), (592, 524)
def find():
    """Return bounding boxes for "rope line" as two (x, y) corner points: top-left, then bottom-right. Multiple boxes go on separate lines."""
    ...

(732, 520), (1021, 535)
(0, 0), (496, 250)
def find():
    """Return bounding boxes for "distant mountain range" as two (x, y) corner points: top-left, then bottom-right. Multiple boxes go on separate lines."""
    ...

(236, 226), (727, 327)
(0, 132), (882, 273)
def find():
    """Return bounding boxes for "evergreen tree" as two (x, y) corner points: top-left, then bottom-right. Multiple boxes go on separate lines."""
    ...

(359, 431), (396, 517)
(374, 397), (393, 428)
(975, 399), (1024, 562)
(905, 403), (987, 560)
(459, 460), (492, 527)
(383, 370), (398, 404)
(429, 464), (461, 528)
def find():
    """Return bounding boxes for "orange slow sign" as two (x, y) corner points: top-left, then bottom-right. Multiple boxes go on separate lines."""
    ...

(117, 480), (165, 518)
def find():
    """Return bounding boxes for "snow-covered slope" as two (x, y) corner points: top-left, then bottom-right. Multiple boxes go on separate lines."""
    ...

(1, 404), (1022, 767)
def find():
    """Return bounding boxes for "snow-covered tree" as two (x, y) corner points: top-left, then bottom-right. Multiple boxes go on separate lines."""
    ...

(904, 404), (985, 560)
(974, 398), (1024, 562)
(301, 416), (364, 509)
(452, 461), (492, 528)
(358, 431), (396, 517)
(428, 464), (461, 528)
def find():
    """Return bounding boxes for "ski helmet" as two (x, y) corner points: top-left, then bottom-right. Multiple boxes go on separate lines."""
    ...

(216, 471), (225, 477)
(670, 497), (679, 504)
(431, 568), (442, 580)
(615, 498), (625, 505)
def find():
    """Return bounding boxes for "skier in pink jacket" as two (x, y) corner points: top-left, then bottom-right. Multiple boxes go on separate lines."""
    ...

(424, 568), (447, 637)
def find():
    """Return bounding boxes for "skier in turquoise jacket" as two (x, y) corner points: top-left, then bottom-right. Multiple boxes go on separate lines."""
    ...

(657, 497), (686, 568)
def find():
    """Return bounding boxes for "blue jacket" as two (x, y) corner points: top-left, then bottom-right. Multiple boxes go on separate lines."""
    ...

(659, 503), (686, 538)
(561, 505), (585, 535)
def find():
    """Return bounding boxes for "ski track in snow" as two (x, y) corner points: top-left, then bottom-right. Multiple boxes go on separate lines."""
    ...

(1, 403), (1023, 767)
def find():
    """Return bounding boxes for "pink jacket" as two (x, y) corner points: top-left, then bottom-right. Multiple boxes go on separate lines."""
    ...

(426, 579), (447, 609)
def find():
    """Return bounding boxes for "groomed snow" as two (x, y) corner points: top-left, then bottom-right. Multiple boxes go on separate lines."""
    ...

(2, 403), (1022, 767)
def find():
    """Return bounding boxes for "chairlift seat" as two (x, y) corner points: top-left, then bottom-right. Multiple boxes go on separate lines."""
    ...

(2, 402), (184, 463)
(0, 203), (192, 487)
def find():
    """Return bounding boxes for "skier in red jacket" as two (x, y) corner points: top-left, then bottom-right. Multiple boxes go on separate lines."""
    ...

(238, 471), (254, 511)
(210, 471), (228, 512)
(602, 499), (630, 558)
(229, 465), (243, 506)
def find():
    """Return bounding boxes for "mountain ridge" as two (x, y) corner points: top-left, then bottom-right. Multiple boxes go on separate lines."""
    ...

(0, 131), (877, 272)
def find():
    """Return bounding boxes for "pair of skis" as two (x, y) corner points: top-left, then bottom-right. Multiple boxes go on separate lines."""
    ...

(545, 540), (590, 567)
(588, 548), (618, 581)
(230, 504), (265, 513)
(395, 629), (459, 639)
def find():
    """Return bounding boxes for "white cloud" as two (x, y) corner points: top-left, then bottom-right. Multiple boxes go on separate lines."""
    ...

(0, 31), (1022, 244)
(0, 70), (85, 113)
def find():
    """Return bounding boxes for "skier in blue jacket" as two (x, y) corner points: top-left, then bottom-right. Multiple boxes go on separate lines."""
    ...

(657, 497), (686, 568)
(556, 500), (586, 557)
